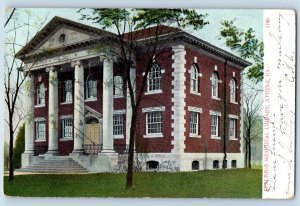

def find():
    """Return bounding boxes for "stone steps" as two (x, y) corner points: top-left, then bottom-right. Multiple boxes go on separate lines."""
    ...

(17, 156), (88, 174)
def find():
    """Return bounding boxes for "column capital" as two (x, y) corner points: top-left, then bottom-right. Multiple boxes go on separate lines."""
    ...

(45, 66), (59, 73)
(99, 53), (117, 62)
(71, 60), (83, 68)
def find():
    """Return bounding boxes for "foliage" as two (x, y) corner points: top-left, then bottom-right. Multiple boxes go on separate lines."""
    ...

(4, 142), (9, 169)
(4, 169), (262, 198)
(219, 19), (264, 82)
(12, 124), (25, 169)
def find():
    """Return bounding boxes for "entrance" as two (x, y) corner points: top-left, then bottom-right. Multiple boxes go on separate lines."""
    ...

(84, 116), (102, 153)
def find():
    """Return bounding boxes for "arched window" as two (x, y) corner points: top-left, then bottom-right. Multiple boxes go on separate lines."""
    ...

(230, 78), (236, 102)
(147, 63), (162, 92)
(192, 160), (200, 170)
(231, 160), (237, 169)
(146, 160), (159, 170)
(36, 83), (45, 105)
(113, 76), (123, 97)
(62, 80), (73, 103)
(211, 72), (219, 98)
(86, 74), (97, 99)
(213, 160), (219, 169)
(190, 64), (199, 93)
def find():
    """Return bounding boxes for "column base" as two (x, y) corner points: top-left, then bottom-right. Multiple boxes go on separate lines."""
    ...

(70, 149), (85, 157)
(100, 148), (116, 153)
(44, 150), (59, 158)
(21, 153), (34, 168)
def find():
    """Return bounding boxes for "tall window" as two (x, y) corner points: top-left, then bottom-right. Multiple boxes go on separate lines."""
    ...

(147, 63), (162, 92)
(211, 72), (219, 98)
(113, 76), (123, 97)
(36, 83), (45, 105)
(146, 111), (162, 134)
(230, 78), (236, 102)
(190, 112), (199, 135)
(62, 118), (73, 139)
(86, 75), (97, 99)
(211, 115), (219, 137)
(36, 121), (46, 140)
(190, 65), (199, 93)
(62, 80), (73, 103)
(113, 114), (123, 136)
(229, 118), (236, 138)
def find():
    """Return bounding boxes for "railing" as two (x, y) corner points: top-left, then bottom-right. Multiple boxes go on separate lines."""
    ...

(83, 144), (102, 154)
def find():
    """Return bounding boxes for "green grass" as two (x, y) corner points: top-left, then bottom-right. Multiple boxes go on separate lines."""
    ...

(4, 169), (262, 198)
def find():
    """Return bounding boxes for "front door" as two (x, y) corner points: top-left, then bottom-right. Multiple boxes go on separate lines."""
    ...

(84, 117), (102, 153)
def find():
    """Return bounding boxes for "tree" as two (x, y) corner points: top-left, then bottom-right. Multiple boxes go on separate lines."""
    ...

(79, 8), (208, 188)
(243, 87), (262, 168)
(4, 9), (48, 181)
(219, 19), (264, 82)
(13, 124), (25, 169)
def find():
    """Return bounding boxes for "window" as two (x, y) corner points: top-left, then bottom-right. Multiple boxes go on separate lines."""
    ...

(62, 118), (73, 139)
(192, 161), (200, 170)
(146, 111), (162, 134)
(146, 161), (159, 170)
(113, 114), (123, 136)
(59, 33), (66, 43)
(147, 63), (162, 92)
(190, 65), (198, 93)
(230, 78), (236, 102)
(36, 121), (46, 140)
(231, 160), (237, 169)
(36, 83), (45, 105)
(211, 72), (219, 98)
(190, 112), (199, 135)
(86, 75), (97, 99)
(229, 118), (236, 138)
(113, 76), (123, 97)
(211, 115), (219, 137)
(62, 80), (72, 103)
(213, 160), (219, 169)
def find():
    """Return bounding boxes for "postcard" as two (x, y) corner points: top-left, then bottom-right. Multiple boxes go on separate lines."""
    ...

(3, 8), (295, 200)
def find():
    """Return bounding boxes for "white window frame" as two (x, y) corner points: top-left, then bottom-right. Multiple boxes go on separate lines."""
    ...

(146, 63), (163, 94)
(211, 72), (219, 100)
(230, 78), (237, 103)
(143, 107), (164, 138)
(113, 114), (124, 138)
(113, 76), (124, 98)
(86, 75), (97, 100)
(229, 118), (237, 139)
(35, 120), (46, 141)
(62, 118), (73, 139)
(190, 65), (199, 94)
(62, 80), (73, 103)
(36, 83), (45, 106)
(188, 106), (202, 138)
(210, 111), (221, 139)
(189, 112), (200, 137)
(229, 114), (239, 140)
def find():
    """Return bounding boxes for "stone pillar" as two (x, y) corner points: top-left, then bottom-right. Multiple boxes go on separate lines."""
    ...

(24, 74), (35, 154)
(71, 61), (85, 154)
(46, 66), (59, 156)
(100, 55), (115, 153)
(126, 66), (136, 146)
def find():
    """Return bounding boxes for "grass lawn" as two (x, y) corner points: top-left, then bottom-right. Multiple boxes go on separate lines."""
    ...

(4, 169), (262, 198)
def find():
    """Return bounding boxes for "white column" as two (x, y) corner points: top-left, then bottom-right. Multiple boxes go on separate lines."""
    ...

(72, 61), (85, 154)
(46, 66), (59, 155)
(24, 74), (35, 154)
(126, 66), (136, 146)
(101, 55), (115, 153)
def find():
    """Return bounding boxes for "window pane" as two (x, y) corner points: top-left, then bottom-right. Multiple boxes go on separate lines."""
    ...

(36, 121), (45, 140)
(113, 114), (123, 135)
(62, 118), (73, 138)
(147, 111), (162, 134)
(148, 64), (162, 91)
(190, 112), (198, 134)
(211, 115), (218, 136)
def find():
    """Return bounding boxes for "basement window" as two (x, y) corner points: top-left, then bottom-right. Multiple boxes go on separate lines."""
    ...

(213, 160), (219, 169)
(146, 161), (159, 170)
(192, 161), (200, 170)
(231, 160), (237, 169)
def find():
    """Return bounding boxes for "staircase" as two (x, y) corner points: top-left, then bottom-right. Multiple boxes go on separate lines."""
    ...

(18, 156), (88, 174)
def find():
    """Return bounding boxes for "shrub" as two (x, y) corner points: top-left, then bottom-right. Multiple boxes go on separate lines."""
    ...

(13, 124), (25, 169)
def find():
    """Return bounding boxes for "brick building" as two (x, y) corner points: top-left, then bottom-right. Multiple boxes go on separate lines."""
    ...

(17, 16), (250, 172)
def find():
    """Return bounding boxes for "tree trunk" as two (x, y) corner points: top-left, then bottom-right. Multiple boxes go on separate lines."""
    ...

(126, 109), (138, 188)
(248, 140), (252, 169)
(244, 140), (248, 168)
(222, 60), (227, 169)
(9, 114), (14, 181)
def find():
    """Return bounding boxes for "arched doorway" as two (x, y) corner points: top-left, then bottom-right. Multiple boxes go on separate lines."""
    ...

(84, 116), (102, 154)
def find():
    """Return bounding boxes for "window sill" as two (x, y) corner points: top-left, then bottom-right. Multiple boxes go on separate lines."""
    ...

(35, 104), (45, 108)
(190, 91), (201, 96)
(60, 102), (73, 105)
(143, 133), (163, 138)
(85, 98), (97, 102)
(113, 135), (124, 139)
(35, 139), (46, 142)
(114, 95), (124, 99)
(230, 101), (238, 105)
(212, 97), (220, 101)
(145, 90), (163, 95)
(59, 138), (73, 141)
(229, 137), (238, 141)
(211, 136), (221, 140)
(189, 134), (201, 138)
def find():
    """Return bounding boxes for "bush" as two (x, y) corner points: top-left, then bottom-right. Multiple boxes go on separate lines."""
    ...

(13, 124), (25, 169)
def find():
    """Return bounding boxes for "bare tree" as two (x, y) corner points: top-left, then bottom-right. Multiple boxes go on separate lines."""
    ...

(4, 9), (48, 181)
(243, 87), (263, 168)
